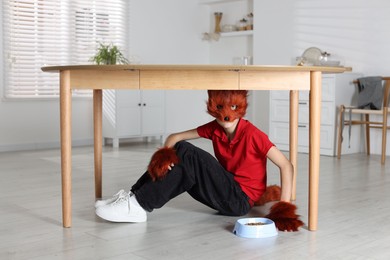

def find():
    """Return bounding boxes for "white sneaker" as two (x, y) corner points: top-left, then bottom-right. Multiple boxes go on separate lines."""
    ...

(95, 192), (147, 222)
(95, 189), (127, 208)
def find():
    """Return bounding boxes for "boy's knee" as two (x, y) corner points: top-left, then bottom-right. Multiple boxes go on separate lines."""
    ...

(174, 140), (192, 151)
(174, 141), (199, 159)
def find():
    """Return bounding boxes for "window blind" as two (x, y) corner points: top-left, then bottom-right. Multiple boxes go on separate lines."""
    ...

(3, 0), (128, 98)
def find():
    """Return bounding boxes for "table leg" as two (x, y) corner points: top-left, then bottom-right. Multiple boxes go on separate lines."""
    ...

(60, 70), (72, 228)
(309, 71), (322, 231)
(289, 90), (299, 201)
(94, 90), (103, 199)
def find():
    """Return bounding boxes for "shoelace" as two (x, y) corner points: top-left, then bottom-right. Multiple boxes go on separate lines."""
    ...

(112, 191), (130, 205)
(112, 189), (125, 198)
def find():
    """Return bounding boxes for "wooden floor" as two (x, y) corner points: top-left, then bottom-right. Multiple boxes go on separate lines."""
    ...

(1, 139), (390, 260)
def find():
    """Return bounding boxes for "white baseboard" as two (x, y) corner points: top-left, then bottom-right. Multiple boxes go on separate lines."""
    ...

(0, 139), (94, 152)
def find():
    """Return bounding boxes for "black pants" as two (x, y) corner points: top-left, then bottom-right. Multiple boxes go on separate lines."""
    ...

(131, 141), (251, 216)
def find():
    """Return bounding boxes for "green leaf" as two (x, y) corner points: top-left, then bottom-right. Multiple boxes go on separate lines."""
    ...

(89, 42), (129, 65)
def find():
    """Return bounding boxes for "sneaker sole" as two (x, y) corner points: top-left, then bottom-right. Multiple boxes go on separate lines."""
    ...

(95, 209), (147, 223)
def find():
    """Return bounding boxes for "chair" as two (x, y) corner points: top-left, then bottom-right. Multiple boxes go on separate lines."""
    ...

(337, 77), (390, 164)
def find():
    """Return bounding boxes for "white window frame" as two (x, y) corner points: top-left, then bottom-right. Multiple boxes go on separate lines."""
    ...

(2, 0), (128, 99)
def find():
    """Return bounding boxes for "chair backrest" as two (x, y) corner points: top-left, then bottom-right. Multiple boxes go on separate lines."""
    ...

(353, 77), (390, 109)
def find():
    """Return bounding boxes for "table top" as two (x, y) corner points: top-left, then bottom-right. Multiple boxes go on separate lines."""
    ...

(41, 64), (352, 73)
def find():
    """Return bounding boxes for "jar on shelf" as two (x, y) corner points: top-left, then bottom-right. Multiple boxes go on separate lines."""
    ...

(238, 18), (247, 31)
(214, 12), (223, 33)
(246, 13), (253, 30)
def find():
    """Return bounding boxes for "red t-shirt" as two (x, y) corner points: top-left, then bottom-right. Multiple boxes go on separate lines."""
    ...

(197, 119), (274, 205)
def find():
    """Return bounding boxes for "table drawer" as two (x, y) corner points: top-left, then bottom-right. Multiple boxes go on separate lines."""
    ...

(270, 76), (335, 101)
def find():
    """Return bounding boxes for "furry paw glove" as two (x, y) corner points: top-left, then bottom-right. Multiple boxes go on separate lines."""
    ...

(148, 147), (179, 181)
(265, 201), (304, 232)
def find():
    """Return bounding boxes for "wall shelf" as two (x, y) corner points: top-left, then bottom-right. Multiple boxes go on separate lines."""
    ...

(220, 30), (253, 37)
(199, 0), (246, 5)
(204, 0), (253, 64)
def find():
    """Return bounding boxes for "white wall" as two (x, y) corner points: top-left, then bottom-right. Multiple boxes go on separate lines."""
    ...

(0, 2), (94, 152)
(290, 0), (390, 154)
(253, 0), (390, 154)
(129, 0), (212, 133)
(129, 0), (209, 65)
(207, 1), (253, 65)
(0, 98), (94, 152)
(2, 0), (390, 154)
(0, 0), (211, 151)
(252, 0), (390, 76)
(292, 0), (390, 76)
(252, 0), (295, 134)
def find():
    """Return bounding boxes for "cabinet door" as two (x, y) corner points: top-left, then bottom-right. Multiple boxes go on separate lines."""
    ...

(141, 90), (165, 135)
(116, 90), (141, 136)
(295, 101), (335, 126)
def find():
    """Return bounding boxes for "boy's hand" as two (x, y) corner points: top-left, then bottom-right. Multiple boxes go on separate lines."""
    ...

(148, 147), (179, 181)
(167, 163), (175, 171)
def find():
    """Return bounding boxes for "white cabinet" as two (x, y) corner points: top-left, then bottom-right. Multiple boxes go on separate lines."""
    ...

(269, 73), (363, 156)
(103, 90), (165, 147)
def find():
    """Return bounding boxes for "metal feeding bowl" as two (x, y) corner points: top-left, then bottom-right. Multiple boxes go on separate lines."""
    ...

(233, 217), (278, 238)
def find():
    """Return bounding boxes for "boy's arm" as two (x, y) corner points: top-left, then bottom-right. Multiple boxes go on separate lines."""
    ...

(266, 146), (293, 202)
(164, 129), (200, 148)
(265, 146), (304, 231)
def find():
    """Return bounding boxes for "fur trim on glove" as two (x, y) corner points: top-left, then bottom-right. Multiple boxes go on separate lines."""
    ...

(265, 201), (304, 232)
(148, 147), (179, 181)
(254, 185), (281, 206)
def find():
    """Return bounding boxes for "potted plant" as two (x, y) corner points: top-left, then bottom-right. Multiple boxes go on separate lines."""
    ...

(90, 43), (129, 65)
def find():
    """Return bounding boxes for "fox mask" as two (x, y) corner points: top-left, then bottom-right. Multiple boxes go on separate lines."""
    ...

(207, 90), (248, 122)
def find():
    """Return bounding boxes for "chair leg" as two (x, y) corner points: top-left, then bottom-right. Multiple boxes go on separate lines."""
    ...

(337, 105), (345, 159)
(382, 108), (388, 164)
(365, 114), (371, 155)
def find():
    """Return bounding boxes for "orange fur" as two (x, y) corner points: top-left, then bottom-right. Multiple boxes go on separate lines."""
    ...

(254, 185), (281, 206)
(207, 90), (248, 122)
(148, 147), (179, 181)
(265, 201), (304, 232)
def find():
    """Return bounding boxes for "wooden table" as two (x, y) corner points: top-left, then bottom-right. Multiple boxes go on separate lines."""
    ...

(42, 64), (352, 230)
